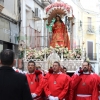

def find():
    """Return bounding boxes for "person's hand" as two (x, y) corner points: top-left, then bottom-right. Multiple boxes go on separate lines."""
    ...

(31, 93), (37, 98)
(54, 97), (59, 100)
(48, 96), (55, 100)
(74, 67), (80, 76)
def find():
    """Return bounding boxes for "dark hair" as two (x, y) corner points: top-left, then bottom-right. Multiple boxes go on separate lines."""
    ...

(63, 66), (67, 69)
(54, 61), (60, 66)
(0, 49), (14, 65)
(83, 61), (90, 66)
(28, 60), (35, 66)
(54, 15), (63, 24)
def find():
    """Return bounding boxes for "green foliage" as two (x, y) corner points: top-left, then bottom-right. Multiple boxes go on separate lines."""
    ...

(75, 48), (81, 55)
(18, 51), (24, 59)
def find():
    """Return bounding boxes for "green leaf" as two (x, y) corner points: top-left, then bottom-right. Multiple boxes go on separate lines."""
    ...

(18, 51), (24, 59)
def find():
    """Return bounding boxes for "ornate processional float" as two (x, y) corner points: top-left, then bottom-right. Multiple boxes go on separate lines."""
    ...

(19, 0), (88, 73)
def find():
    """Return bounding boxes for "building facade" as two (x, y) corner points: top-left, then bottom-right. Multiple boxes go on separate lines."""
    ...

(20, 0), (55, 50)
(96, 0), (100, 75)
(61, 0), (99, 74)
(0, 0), (20, 57)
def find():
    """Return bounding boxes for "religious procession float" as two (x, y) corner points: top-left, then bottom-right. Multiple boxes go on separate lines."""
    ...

(18, 0), (88, 74)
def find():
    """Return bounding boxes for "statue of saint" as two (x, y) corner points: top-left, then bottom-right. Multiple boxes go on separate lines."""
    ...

(50, 15), (70, 49)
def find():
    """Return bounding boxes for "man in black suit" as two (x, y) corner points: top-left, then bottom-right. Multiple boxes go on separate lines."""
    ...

(0, 49), (33, 100)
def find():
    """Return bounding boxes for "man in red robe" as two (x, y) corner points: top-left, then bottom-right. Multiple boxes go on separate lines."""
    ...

(56, 65), (71, 100)
(70, 61), (98, 100)
(26, 60), (44, 100)
(44, 61), (70, 100)
(61, 66), (71, 100)
(89, 64), (100, 100)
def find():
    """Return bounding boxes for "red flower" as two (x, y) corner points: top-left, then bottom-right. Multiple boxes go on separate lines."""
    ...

(35, 70), (41, 75)
(78, 67), (83, 75)
(35, 69), (42, 82)
(49, 68), (53, 74)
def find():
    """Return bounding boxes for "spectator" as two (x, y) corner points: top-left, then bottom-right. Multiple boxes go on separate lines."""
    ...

(0, 49), (32, 100)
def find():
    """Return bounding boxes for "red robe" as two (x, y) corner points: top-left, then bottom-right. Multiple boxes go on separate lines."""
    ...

(65, 75), (71, 100)
(91, 73), (100, 98)
(70, 74), (98, 100)
(26, 73), (44, 100)
(50, 22), (70, 49)
(44, 72), (70, 100)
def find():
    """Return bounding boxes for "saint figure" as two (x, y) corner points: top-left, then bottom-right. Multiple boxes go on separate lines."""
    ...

(50, 15), (70, 49)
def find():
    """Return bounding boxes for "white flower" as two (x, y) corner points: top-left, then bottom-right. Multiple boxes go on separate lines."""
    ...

(50, 46), (53, 49)
(86, 57), (90, 62)
(18, 47), (23, 51)
(55, 44), (60, 49)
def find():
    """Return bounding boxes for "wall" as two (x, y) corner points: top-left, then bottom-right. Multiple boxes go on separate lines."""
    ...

(82, 13), (96, 54)
(21, 0), (47, 48)
(1, 0), (18, 20)
(4, 0), (15, 14)
(62, 0), (82, 48)
(80, 0), (98, 12)
(20, 0), (27, 41)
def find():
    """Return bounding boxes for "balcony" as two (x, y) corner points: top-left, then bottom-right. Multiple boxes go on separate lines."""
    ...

(86, 25), (95, 34)
(86, 53), (97, 61)
(42, 0), (52, 6)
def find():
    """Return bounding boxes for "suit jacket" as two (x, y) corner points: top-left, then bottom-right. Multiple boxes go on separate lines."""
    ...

(0, 66), (33, 100)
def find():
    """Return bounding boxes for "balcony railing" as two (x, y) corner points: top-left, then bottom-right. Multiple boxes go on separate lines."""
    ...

(86, 53), (97, 61)
(42, 0), (52, 6)
(87, 25), (95, 34)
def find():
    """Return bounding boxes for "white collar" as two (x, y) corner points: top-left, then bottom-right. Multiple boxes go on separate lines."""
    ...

(12, 67), (17, 70)
(83, 72), (90, 74)
(53, 72), (62, 74)
(28, 72), (34, 74)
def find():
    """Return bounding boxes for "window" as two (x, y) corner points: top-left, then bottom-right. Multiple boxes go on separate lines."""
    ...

(87, 41), (93, 60)
(87, 17), (94, 33)
(88, 17), (91, 29)
(0, 17), (10, 42)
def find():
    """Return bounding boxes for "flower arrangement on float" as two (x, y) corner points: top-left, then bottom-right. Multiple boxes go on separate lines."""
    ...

(25, 44), (82, 60)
